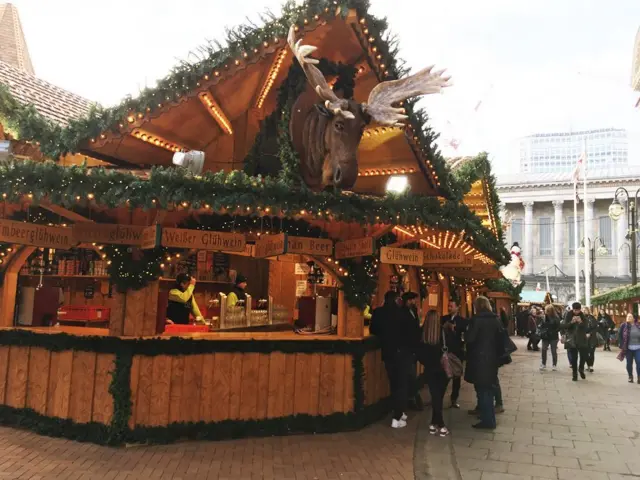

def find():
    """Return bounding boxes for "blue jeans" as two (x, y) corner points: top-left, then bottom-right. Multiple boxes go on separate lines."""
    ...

(626, 349), (640, 378)
(494, 378), (503, 407)
(476, 387), (496, 428)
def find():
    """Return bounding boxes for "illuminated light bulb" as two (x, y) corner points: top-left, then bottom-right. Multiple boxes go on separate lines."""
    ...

(235, 59), (240, 65)
(87, 193), (94, 199)
(137, 113), (143, 118)
(359, 18), (366, 24)
(127, 116), (135, 123)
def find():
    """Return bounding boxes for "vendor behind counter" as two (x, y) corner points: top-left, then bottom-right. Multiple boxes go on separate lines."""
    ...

(166, 273), (204, 325)
(227, 274), (247, 307)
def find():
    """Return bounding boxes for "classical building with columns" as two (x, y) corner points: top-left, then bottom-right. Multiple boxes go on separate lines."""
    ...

(496, 166), (640, 303)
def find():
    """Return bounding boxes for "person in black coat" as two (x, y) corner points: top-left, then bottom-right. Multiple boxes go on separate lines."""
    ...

(464, 295), (503, 430)
(370, 290), (419, 428)
(441, 299), (467, 409)
(401, 292), (424, 411)
(420, 309), (451, 437)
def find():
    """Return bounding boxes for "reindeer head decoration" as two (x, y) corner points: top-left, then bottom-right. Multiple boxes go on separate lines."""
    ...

(287, 26), (451, 191)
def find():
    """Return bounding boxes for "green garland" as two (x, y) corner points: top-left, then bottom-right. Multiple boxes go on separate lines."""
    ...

(0, 329), (386, 445)
(485, 278), (525, 301)
(0, 160), (509, 264)
(590, 284), (640, 306)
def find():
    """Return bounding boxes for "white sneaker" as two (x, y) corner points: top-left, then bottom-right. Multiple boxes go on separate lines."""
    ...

(540, 364), (546, 370)
(391, 419), (407, 429)
(401, 413), (407, 421)
(552, 365), (557, 371)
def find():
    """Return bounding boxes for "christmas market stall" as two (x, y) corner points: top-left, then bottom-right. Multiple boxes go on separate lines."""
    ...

(0, 0), (508, 444)
(590, 285), (639, 326)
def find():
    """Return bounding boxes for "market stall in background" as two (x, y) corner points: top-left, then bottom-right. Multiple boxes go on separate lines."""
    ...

(0, 0), (512, 445)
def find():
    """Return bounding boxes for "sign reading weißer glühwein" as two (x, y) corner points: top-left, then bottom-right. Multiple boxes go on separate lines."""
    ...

(160, 228), (246, 252)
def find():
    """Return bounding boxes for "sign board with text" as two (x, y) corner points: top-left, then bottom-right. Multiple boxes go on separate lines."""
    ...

(161, 228), (246, 252)
(335, 237), (375, 259)
(286, 236), (333, 256)
(380, 247), (424, 266)
(73, 222), (146, 246)
(422, 248), (466, 265)
(254, 233), (287, 258)
(0, 219), (74, 249)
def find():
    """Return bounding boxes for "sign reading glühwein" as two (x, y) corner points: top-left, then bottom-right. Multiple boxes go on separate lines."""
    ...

(0, 219), (74, 249)
(73, 222), (147, 246)
(380, 247), (424, 266)
(422, 248), (466, 265)
(254, 233), (287, 258)
(161, 228), (246, 252)
(335, 237), (375, 259)
(286, 236), (333, 256)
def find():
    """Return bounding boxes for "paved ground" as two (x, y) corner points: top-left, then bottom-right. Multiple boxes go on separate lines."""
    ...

(0, 338), (638, 479)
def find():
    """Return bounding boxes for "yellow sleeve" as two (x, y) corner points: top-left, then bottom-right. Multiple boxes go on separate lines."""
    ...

(168, 285), (195, 303)
(191, 298), (203, 319)
(227, 291), (238, 308)
(364, 305), (372, 320)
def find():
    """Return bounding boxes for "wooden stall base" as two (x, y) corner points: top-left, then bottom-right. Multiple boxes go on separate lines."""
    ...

(0, 328), (388, 445)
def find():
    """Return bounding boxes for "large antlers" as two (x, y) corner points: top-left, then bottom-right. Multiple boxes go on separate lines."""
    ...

(287, 26), (354, 119)
(364, 66), (451, 126)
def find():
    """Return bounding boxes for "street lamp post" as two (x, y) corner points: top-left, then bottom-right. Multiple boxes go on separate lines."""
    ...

(608, 187), (640, 286)
(578, 237), (608, 298)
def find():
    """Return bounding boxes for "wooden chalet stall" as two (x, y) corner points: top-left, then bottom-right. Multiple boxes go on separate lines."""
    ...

(591, 285), (640, 326)
(0, 0), (508, 444)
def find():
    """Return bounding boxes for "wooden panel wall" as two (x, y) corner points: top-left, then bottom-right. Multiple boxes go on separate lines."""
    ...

(362, 349), (390, 406)
(0, 345), (115, 425)
(268, 261), (296, 317)
(128, 351), (354, 428)
(123, 281), (159, 337)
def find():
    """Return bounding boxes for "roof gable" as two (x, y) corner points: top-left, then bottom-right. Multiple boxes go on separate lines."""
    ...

(0, 4), (33, 75)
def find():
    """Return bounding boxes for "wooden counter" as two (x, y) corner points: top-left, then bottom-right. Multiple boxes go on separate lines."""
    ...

(0, 327), (388, 445)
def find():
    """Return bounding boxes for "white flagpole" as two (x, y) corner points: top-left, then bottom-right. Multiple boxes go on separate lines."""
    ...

(574, 183), (580, 302)
(583, 138), (591, 308)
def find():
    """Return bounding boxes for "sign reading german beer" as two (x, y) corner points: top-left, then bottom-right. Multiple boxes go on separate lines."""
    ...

(0, 218), (74, 249)
(73, 222), (146, 246)
(335, 237), (375, 259)
(160, 227), (246, 252)
(141, 224), (162, 250)
(286, 236), (333, 256)
(254, 233), (287, 258)
(380, 246), (424, 266)
(422, 248), (466, 265)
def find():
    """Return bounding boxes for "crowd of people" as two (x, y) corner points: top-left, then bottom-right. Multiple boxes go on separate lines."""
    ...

(370, 292), (513, 435)
(371, 290), (640, 436)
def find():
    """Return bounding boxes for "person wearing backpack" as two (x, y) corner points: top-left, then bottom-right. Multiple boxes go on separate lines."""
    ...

(539, 304), (561, 371)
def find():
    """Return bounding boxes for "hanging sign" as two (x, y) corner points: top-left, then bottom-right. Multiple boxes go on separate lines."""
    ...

(141, 224), (162, 250)
(0, 219), (74, 249)
(254, 233), (287, 258)
(380, 247), (424, 266)
(161, 227), (246, 252)
(427, 282), (440, 307)
(72, 222), (146, 246)
(286, 236), (333, 256)
(422, 248), (466, 265)
(335, 237), (375, 259)
(426, 254), (475, 270)
(295, 263), (310, 275)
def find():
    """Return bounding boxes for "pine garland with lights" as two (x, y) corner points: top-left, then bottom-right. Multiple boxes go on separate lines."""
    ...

(0, 159), (509, 263)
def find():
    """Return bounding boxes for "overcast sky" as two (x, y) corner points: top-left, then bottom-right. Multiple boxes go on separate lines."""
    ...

(9, 0), (640, 173)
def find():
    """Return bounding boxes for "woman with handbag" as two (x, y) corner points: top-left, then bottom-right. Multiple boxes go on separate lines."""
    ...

(419, 309), (461, 437)
(583, 307), (599, 373)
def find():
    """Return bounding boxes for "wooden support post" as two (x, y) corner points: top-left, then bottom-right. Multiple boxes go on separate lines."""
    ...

(108, 291), (126, 336)
(122, 281), (159, 337)
(337, 290), (347, 337)
(345, 306), (364, 338)
(0, 246), (36, 327)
